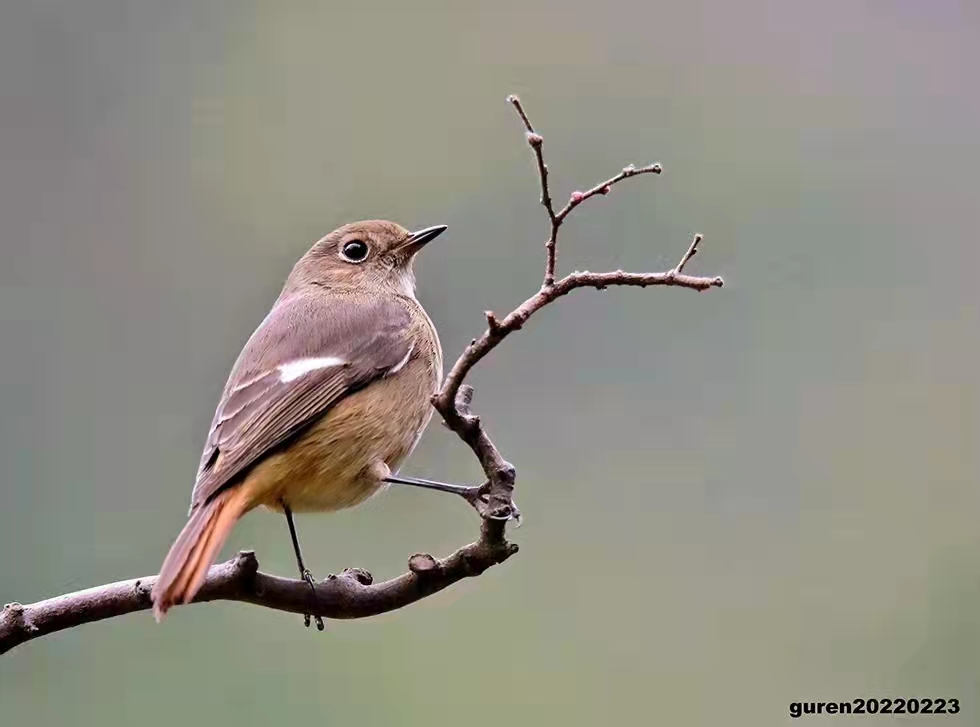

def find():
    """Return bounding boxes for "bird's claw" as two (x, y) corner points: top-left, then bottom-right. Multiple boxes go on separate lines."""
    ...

(463, 482), (522, 526)
(486, 498), (522, 526)
(301, 569), (325, 631)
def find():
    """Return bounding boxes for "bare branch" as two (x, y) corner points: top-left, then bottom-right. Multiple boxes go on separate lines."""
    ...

(1, 537), (517, 655)
(433, 257), (722, 423)
(0, 94), (723, 656)
(507, 96), (667, 288)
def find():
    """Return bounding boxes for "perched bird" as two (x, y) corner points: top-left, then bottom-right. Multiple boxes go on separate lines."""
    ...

(151, 220), (459, 628)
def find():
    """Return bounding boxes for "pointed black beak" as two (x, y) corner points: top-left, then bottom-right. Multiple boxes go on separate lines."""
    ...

(404, 224), (448, 251)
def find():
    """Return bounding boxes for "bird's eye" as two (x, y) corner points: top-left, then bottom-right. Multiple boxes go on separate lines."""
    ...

(340, 239), (369, 262)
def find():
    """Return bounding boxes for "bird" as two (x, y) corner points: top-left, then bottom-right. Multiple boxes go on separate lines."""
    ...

(151, 220), (463, 629)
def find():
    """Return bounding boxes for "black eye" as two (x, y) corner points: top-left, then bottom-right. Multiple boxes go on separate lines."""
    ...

(340, 239), (369, 262)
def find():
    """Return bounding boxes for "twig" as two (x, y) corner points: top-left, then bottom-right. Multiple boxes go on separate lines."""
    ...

(0, 94), (723, 656)
(506, 96), (665, 287)
(557, 163), (663, 224)
(673, 233), (704, 275)
(507, 95), (559, 285)
(506, 95), (557, 224)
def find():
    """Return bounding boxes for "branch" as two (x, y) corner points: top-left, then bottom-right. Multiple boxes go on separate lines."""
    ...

(506, 95), (664, 287)
(0, 94), (723, 656)
(1, 539), (517, 655)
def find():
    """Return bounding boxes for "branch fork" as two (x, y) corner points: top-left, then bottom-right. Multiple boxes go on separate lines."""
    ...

(0, 94), (722, 655)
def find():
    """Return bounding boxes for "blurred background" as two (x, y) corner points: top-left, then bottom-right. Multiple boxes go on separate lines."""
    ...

(1, 1), (978, 724)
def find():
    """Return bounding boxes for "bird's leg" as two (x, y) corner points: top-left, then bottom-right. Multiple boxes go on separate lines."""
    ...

(383, 475), (521, 524)
(384, 474), (479, 497)
(281, 500), (324, 631)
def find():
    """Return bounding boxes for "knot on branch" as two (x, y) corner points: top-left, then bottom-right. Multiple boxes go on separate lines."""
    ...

(132, 579), (153, 606)
(456, 384), (475, 415)
(491, 462), (517, 486)
(484, 310), (503, 335)
(339, 567), (373, 586)
(408, 553), (440, 576)
(233, 550), (259, 577)
(459, 539), (519, 577)
(451, 384), (481, 431)
(2, 602), (29, 630)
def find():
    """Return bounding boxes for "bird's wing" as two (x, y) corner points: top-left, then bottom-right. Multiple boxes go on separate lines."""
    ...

(189, 292), (414, 510)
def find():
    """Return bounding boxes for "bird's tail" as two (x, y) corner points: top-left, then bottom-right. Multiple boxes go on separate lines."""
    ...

(151, 486), (250, 622)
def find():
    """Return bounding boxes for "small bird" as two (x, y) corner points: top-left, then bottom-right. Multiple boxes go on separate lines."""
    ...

(151, 220), (459, 628)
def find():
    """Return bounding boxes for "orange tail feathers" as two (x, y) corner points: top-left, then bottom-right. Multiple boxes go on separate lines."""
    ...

(151, 486), (251, 622)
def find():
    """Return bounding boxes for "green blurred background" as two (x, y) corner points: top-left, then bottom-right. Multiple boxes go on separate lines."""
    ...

(1, 1), (978, 724)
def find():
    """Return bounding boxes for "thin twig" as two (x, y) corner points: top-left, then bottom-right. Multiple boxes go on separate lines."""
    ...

(506, 95), (557, 225)
(507, 95), (560, 286)
(673, 233), (703, 275)
(433, 246), (722, 421)
(556, 163), (663, 223)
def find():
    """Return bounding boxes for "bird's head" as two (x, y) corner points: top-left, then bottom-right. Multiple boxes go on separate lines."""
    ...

(285, 220), (447, 297)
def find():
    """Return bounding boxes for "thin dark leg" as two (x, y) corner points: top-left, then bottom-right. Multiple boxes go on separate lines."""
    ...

(282, 500), (324, 631)
(384, 474), (522, 524)
(383, 475), (481, 497)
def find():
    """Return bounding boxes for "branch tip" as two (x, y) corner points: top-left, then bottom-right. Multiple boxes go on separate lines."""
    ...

(674, 232), (706, 275)
(485, 310), (502, 333)
(456, 384), (475, 412)
(508, 95), (535, 134)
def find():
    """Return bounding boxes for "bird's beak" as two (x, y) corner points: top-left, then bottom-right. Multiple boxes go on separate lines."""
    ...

(402, 224), (448, 253)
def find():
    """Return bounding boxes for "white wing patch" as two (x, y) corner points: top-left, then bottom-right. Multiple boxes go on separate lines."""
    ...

(278, 356), (346, 383)
(387, 342), (415, 376)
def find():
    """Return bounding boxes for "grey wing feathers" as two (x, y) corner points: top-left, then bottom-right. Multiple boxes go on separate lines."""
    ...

(188, 293), (413, 510)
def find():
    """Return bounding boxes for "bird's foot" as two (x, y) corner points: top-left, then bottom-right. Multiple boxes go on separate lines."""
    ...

(383, 475), (522, 526)
(463, 482), (522, 526)
(300, 568), (325, 631)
